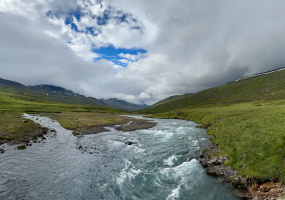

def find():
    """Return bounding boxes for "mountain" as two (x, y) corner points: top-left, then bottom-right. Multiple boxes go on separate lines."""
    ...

(0, 78), (26, 89)
(100, 98), (148, 111)
(145, 67), (285, 113)
(0, 78), (105, 107)
(28, 85), (105, 106)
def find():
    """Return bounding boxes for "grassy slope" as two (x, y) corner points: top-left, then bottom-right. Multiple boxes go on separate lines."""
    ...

(146, 69), (285, 113)
(144, 69), (285, 183)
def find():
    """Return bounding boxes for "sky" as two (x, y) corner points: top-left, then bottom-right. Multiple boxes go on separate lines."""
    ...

(1, 0), (285, 105)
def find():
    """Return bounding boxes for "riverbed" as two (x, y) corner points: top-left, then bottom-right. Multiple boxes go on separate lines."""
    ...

(0, 114), (240, 199)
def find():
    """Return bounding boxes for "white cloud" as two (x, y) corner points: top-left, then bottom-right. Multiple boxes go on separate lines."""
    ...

(139, 92), (150, 99)
(68, 42), (99, 61)
(118, 59), (128, 64)
(0, 0), (46, 18)
(118, 52), (145, 61)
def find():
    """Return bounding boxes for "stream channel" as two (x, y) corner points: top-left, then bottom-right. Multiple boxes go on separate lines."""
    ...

(0, 114), (241, 199)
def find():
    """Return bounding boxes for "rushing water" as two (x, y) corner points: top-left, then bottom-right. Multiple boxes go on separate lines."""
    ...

(0, 114), (240, 200)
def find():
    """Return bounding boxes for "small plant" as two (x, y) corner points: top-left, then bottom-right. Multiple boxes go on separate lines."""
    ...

(17, 144), (26, 150)
(72, 131), (80, 136)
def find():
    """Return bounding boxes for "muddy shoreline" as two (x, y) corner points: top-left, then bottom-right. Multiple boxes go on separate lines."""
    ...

(115, 119), (157, 132)
(75, 118), (157, 134)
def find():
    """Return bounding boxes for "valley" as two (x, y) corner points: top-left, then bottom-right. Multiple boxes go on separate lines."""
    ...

(2, 68), (285, 198)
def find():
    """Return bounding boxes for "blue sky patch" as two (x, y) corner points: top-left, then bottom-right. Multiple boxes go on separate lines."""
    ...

(93, 45), (147, 67)
(47, 4), (145, 67)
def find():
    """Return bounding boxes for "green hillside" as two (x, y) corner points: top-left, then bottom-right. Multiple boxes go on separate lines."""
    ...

(145, 69), (285, 113)
(144, 69), (285, 183)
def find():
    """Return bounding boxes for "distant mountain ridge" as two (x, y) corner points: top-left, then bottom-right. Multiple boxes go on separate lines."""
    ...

(0, 78), (26, 88)
(0, 78), (105, 106)
(100, 98), (148, 111)
(28, 84), (105, 106)
(29, 85), (75, 94)
(0, 77), (148, 111)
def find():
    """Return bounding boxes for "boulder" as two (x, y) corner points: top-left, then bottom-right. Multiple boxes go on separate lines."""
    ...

(206, 165), (238, 181)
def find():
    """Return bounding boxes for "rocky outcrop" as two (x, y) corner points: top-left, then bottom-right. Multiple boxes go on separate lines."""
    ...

(199, 148), (239, 182)
(199, 148), (285, 199)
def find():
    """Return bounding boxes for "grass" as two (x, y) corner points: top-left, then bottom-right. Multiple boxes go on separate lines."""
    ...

(0, 90), (129, 144)
(150, 100), (285, 182)
(0, 113), (41, 144)
(47, 112), (131, 131)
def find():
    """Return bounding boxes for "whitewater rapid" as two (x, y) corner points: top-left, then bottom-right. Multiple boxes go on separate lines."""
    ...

(0, 114), (240, 199)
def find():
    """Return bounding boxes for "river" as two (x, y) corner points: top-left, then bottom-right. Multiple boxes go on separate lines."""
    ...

(0, 114), (240, 199)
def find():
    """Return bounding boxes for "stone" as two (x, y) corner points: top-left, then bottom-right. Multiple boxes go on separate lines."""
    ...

(232, 176), (249, 189)
(125, 141), (134, 145)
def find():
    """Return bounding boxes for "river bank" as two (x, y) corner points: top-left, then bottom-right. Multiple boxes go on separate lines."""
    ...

(199, 146), (285, 199)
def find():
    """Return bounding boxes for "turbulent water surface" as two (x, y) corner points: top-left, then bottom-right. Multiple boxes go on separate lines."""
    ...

(0, 114), (240, 200)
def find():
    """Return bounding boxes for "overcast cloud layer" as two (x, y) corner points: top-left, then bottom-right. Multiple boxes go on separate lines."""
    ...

(1, 0), (285, 105)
